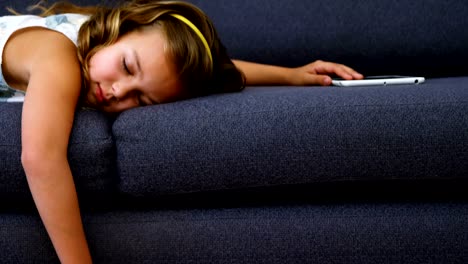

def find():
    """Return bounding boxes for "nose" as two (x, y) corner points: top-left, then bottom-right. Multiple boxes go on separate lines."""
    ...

(112, 81), (133, 101)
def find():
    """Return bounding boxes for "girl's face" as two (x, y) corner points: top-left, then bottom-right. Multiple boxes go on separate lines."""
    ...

(85, 26), (183, 113)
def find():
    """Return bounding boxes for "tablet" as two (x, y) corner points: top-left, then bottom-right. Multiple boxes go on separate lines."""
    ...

(332, 76), (425, 87)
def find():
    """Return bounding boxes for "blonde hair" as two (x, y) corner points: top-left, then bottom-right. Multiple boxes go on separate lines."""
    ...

(24, 0), (245, 99)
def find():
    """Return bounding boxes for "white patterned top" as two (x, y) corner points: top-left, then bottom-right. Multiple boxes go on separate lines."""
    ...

(0, 14), (89, 102)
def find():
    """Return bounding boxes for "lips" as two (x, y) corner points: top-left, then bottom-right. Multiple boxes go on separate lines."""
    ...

(95, 83), (106, 104)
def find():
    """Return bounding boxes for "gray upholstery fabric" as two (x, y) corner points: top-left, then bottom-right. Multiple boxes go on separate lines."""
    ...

(1, 0), (467, 263)
(2, 203), (467, 263)
(188, 0), (468, 77)
(114, 77), (468, 197)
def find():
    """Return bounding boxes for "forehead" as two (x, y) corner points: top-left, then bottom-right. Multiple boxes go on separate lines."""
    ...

(121, 26), (184, 103)
(120, 25), (167, 63)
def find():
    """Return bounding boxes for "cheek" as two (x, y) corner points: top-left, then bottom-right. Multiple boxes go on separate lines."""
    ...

(89, 52), (116, 81)
(87, 57), (100, 80)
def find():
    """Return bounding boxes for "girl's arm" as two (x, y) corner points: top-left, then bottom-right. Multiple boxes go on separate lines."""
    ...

(233, 59), (363, 86)
(3, 28), (92, 263)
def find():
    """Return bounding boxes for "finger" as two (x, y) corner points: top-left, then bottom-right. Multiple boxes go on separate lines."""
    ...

(322, 76), (332, 86)
(315, 62), (363, 80)
(339, 64), (364, 79)
(313, 62), (352, 79)
(305, 74), (332, 86)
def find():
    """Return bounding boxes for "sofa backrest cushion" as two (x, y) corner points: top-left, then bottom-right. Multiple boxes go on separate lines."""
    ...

(3, 0), (468, 77)
(189, 0), (468, 77)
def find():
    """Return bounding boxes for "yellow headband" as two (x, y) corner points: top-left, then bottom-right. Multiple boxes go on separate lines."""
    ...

(170, 14), (213, 65)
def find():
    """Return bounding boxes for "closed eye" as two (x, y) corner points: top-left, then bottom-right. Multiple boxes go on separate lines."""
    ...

(137, 93), (154, 106)
(138, 96), (146, 106)
(122, 57), (131, 75)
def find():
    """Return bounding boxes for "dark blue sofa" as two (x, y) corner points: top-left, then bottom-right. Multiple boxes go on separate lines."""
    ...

(1, 0), (467, 263)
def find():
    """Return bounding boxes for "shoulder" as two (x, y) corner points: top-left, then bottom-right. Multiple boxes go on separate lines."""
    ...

(30, 28), (81, 82)
(21, 28), (82, 117)
(3, 27), (81, 90)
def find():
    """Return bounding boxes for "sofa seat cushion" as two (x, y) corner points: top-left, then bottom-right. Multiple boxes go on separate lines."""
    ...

(113, 77), (468, 197)
(0, 104), (116, 200)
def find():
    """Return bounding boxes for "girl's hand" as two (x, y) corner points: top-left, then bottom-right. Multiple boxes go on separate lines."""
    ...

(288, 60), (363, 86)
